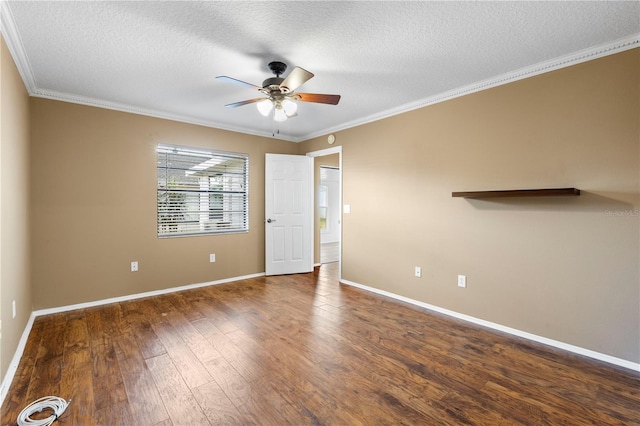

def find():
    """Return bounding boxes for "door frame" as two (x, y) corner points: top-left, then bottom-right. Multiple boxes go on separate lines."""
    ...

(306, 146), (342, 280)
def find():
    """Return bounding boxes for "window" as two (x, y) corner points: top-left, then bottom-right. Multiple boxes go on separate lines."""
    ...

(157, 144), (249, 237)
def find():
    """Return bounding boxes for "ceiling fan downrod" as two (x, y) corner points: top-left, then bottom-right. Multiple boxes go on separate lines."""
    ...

(262, 61), (288, 90)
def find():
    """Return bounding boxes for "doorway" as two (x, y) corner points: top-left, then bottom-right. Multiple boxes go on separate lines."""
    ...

(306, 146), (342, 274)
(319, 166), (340, 263)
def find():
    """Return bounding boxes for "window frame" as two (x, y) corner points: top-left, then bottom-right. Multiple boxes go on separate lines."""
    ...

(156, 144), (249, 238)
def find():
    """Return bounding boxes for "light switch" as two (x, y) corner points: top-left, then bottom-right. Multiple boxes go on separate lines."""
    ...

(458, 275), (466, 288)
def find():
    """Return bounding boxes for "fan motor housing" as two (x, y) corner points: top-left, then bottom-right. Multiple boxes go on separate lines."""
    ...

(262, 77), (284, 90)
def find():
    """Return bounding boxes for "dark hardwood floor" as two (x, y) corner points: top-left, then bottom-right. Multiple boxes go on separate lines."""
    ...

(2, 262), (639, 425)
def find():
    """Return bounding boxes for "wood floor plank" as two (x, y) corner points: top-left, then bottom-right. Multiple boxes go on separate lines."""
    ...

(301, 321), (455, 423)
(435, 389), (517, 425)
(200, 355), (253, 407)
(93, 400), (136, 425)
(90, 333), (128, 411)
(229, 308), (421, 424)
(248, 375), (321, 425)
(2, 262), (639, 425)
(121, 299), (167, 360)
(148, 314), (213, 390)
(154, 297), (223, 365)
(0, 319), (45, 426)
(266, 367), (357, 424)
(145, 354), (211, 425)
(191, 380), (248, 425)
(232, 383), (290, 425)
(85, 305), (130, 413)
(115, 333), (170, 425)
(25, 318), (66, 401)
(59, 314), (95, 423)
(162, 291), (205, 323)
(482, 379), (596, 425)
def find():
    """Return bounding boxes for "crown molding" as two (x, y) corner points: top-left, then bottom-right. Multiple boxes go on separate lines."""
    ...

(31, 87), (301, 142)
(0, 0), (37, 92)
(0, 1), (298, 142)
(301, 33), (640, 141)
(2, 0), (637, 144)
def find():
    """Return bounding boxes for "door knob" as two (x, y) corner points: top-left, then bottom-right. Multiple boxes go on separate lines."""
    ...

(267, 218), (276, 223)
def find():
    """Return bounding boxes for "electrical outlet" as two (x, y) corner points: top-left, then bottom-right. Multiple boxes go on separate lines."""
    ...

(131, 261), (138, 272)
(414, 266), (422, 278)
(209, 253), (216, 263)
(12, 300), (16, 319)
(458, 275), (466, 288)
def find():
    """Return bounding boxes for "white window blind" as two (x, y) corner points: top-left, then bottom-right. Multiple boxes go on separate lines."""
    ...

(157, 144), (249, 237)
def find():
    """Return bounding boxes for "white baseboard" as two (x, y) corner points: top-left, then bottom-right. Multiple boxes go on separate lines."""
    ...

(0, 271), (266, 407)
(33, 272), (265, 317)
(340, 279), (640, 372)
(0, 312), (36, 406)
(3, 271), (637, 408)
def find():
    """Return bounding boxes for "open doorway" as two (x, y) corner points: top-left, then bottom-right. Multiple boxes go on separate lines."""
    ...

(319, 165), (340, 263)
(306, 146), (342, 273)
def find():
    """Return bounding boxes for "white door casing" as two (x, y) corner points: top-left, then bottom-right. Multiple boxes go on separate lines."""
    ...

(265, 154), (313, 275)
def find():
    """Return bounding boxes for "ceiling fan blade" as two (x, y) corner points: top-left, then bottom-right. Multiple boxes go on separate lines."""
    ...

(296, 93), (341, 105)
(280, 67), (314, 92)
(225, 98), (264, 108)
(216, 76), (262, 91)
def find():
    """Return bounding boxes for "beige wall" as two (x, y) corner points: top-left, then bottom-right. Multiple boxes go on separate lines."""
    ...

(1, 38), (638, 381)
(30, 98), (298, 310)
(1, 36), (32, 380)
(300, 49), (640, 363)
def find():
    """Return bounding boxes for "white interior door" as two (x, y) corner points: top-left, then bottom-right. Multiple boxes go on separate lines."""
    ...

(265, 153), (313, 275)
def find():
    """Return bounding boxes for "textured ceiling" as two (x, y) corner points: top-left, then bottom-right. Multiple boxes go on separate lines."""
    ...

(2, 1), (639, 142)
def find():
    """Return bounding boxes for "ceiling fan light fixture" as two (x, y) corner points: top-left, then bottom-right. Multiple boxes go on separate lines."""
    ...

(256, 98), (273, 116)
(281, 99), (298, 116)
(219, 61), (340, 124)
(273, 105), (288, 122)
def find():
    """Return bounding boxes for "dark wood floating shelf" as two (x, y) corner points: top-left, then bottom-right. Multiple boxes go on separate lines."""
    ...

(452, 188), (580, 198)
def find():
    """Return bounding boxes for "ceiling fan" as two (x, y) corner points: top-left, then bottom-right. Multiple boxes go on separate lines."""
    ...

(216, 61), (341, 122)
